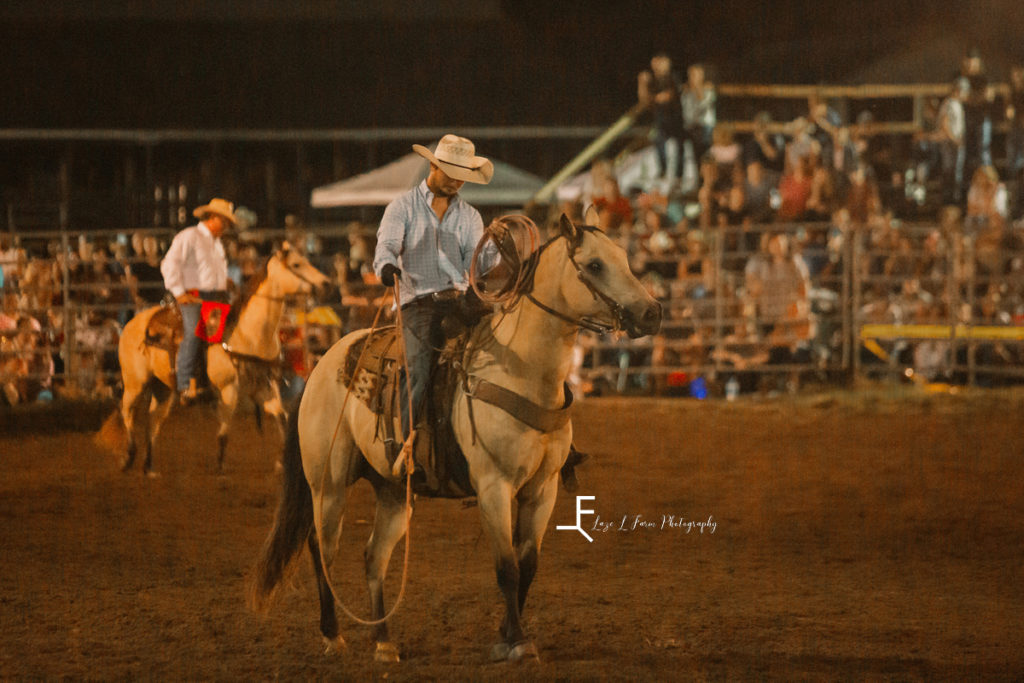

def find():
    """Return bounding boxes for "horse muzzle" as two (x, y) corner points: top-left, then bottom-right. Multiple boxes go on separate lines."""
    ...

(622, 300), (662, 339)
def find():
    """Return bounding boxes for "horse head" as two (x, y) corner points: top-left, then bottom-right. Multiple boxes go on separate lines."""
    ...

(551, 211), (662, 339)
(267, 241), (332, 300)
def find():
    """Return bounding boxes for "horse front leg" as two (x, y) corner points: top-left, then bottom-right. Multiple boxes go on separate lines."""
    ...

(216, 381), (239, 472)
(477, 480), (539, 663)
(512, 473), (560, 622)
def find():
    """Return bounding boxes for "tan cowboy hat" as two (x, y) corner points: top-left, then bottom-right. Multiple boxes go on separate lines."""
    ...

(412, 134), (494, 184)
(192, 198), (238, 225)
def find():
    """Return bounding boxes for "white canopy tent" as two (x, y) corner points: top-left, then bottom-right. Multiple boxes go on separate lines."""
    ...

(310, 150), (546, 208)
(554, 143), (699, 203)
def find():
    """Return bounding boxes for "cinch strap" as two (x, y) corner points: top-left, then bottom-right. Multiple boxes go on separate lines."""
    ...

(468, 377), (573, 433)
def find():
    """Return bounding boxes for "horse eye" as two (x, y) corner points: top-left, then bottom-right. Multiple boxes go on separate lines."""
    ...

(586, 260), (604, 275)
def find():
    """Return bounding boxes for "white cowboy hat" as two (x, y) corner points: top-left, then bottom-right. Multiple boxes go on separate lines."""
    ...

(192, 198), (238, 225)
(412, 134), (494, 185)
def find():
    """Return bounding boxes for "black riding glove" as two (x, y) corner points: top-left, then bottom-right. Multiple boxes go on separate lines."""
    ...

(380, 263), (401, 287)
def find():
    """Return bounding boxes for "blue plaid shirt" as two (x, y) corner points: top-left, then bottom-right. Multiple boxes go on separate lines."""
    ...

(373, 180), (486, 307)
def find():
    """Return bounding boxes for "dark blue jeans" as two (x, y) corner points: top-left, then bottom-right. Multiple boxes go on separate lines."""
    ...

(398, 295), (459, 439)
(176, 290), (228, 393)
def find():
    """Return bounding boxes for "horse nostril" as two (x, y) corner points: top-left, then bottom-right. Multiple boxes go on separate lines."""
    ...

(644, 301), (662, 323)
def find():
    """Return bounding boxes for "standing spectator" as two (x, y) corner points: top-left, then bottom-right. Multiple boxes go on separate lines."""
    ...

(936, 78), (968, 204)
(638, 54), (685, 185)
(960, 50), (995, 189)
(744, 111), (786, 173)
(744, 231), (814, 390)
(1002, 64), (1024, 219)
(807, 93), (843, 169)
(680, 63), (717, 178)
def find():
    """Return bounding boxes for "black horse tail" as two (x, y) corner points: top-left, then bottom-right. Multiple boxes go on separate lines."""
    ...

(249, 394), (312, 612)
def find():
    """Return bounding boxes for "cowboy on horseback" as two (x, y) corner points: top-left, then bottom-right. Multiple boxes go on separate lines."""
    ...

(160, 198), (235, 405)
(372, 135), (493, 469)
(372, 135), (586, 490)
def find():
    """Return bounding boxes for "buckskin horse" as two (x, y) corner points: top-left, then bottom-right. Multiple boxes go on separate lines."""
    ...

(250, 213), (661, 662)
(103, 243), (330, 475)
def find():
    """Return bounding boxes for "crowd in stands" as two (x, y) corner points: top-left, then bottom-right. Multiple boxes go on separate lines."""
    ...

(4, 49), (1024, 404)
(0, 222), (388, 405)
(544, 49), (1024, 395)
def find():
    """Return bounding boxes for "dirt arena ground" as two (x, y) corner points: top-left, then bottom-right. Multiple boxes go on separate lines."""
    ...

(1, 389), (1023, 681)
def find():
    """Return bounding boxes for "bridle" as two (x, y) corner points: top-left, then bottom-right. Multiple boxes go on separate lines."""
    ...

(524, 229), (628, 335)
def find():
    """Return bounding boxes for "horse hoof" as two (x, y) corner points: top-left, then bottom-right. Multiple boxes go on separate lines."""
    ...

(145, 470), (160, 479)
(374, 641), (400, 663)
(274, 460), (284, 473)
(490, 642), (511, 662)
(508, 640), (539, 663)
(119, 460), (132, 472)
(322, 635), (347, 655)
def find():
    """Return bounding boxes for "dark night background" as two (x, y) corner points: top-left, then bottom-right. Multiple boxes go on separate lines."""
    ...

(2, 0), (1023, 130)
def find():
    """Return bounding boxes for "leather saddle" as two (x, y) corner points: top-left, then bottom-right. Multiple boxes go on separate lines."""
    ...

(339, 326), (474, 498)
(145, 305), (184, 357)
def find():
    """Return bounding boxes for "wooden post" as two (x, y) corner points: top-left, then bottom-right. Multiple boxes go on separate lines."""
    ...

(265, 156), (277, 228)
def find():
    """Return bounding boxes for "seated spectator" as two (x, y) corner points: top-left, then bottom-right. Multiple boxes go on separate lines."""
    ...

(776, 157), (814, 221)
(804, 151), (835, 221)
(126, 233), (166, 309)
(842, 163), (882, 224)
(708, 125), (742, 168)
(965, 165), (1007, 231)
(675, 230), (715, 299)
(741, 160), (779, 226)
(592, 177), (633, 232)
(0, 234), (21, 287)
(18, 246), (57, 319)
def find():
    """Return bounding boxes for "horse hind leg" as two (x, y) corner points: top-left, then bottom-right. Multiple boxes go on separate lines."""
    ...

(143, 381), (174, 477)
(364, 471), (410, 662)
(119, 384), (149, 471)
(306, 436), (358, 654)
(259, 383), (289, 471)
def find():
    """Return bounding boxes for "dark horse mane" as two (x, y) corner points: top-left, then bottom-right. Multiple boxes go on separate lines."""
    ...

(222, 257), (271, 340)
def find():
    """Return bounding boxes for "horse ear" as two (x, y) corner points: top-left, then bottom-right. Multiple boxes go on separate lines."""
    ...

(559, 213), (582, 247)
(584, 205), (601, 227)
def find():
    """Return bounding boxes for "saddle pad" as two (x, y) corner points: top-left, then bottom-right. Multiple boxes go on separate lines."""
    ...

(196, 301), (231, 343)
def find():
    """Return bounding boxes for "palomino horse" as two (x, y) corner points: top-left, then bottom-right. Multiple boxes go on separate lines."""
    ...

(251, 213), (662, 662)
(112, 244), (330, 475)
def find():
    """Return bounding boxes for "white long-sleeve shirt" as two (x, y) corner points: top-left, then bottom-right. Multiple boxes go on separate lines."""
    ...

(160, 222), (228, 297)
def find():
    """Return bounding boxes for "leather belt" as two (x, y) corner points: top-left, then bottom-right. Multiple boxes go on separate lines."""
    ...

(405, 289), (461, 307)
